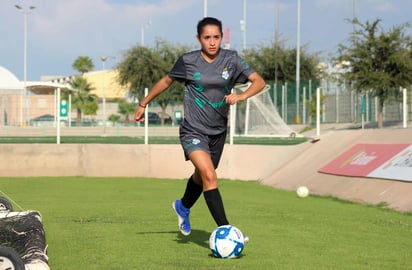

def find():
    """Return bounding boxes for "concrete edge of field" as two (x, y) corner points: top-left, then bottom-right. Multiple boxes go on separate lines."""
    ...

(1, 124), (411, 212)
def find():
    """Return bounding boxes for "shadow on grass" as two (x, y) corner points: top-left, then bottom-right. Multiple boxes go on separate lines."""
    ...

(135, 229), (210, 249)
(175, 229), (210, 249)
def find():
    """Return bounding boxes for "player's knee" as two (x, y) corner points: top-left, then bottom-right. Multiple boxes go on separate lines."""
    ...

(201, 169), (217, 185)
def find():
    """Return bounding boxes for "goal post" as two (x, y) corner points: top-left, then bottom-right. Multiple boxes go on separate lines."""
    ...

(232, 83), (298, 137)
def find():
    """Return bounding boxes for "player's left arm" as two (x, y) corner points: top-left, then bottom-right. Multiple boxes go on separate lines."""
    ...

(225, 72), (266, 105)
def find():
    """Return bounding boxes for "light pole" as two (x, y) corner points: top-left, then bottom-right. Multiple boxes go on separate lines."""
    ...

(274, 0), (280, 106)
(203, 0), (208, 17)
(295, 0), (301, 124)
(353, 0), (357, 43)
(140, 21), (151, 46)
(240, 0), (247, 52)
(15, 4), (35, 125)
(353, 0), (357, 21)
(100, 56), (107, 136)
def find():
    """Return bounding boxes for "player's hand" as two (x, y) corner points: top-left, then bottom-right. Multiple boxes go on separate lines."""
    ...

(224, 93), (246, 105)
(135, 107), (145, 122)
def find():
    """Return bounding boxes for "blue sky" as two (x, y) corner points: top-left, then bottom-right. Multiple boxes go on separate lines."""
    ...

(1, 0), (411, 81)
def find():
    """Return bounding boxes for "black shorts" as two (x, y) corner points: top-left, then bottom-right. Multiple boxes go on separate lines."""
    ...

(179, 125), (227, 169)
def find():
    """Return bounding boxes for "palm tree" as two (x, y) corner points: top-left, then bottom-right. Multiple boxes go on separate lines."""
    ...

(69, 76), (98, 125)
(117, 101), (136, 124)
(72, 56), (95, 74)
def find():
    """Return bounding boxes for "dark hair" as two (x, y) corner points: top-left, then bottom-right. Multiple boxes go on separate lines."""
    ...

(197, 17), (223, 36)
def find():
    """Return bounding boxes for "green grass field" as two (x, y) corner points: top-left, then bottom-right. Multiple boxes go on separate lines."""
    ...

(1, 177), (411, 270)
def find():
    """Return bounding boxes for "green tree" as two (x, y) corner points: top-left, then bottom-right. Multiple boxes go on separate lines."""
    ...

(116, 46), (166, 101)
(336, 19), (412, 128)
(72, 56), (95, 74)
(108, 114), (121, 126)
(117, 100), (136, 124)
(69, 76), (98, 125)
(152, 39), (191, 123)
(243, 42), (320, 83)
(116, 39), (191, 124)
(83, 101), (98, 120)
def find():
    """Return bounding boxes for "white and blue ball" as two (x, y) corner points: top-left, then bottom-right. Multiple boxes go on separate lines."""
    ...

(209, 225), (245, 259)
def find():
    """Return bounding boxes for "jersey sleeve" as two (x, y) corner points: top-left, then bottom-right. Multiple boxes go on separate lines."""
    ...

(168, 56), (186, 83)
(233, 53), (256, 84)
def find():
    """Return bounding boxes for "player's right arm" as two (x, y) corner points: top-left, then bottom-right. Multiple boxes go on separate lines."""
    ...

(135, 75), (174, 122)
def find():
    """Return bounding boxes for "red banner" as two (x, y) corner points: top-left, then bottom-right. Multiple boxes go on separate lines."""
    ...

(319, 144), (412, 181)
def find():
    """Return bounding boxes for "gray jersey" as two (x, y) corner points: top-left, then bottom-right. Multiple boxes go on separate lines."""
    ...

(169, 49), (255, 135)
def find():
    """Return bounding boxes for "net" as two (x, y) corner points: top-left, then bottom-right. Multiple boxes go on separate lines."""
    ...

(233, 83), (297, 137)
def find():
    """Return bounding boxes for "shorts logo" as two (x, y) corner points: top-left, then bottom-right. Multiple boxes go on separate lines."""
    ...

(192, 138), (201, 145)
(221, 67), (229, 80)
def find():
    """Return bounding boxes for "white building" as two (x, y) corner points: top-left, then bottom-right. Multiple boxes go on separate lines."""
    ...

(0, 66), (72, 126)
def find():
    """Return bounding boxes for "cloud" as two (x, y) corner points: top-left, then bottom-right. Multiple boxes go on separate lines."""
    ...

(19, 0), (200, 75)
(366, 0), (399, 13)
(2, 0), (411, 80)
(31, 0), (196, 48)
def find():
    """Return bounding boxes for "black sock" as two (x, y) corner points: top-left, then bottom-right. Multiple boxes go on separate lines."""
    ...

(181, 176), (203, 209)
(203, 188), (229, 226)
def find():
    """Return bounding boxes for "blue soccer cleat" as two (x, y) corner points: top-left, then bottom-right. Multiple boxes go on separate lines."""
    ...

(172, 199), (191, 236)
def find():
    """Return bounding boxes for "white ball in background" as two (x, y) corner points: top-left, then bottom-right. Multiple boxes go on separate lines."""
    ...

(296, 186), (309, 198)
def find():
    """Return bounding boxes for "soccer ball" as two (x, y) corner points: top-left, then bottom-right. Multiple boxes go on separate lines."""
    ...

(209, 225), (245, 259)
(296, 186), (309, 198)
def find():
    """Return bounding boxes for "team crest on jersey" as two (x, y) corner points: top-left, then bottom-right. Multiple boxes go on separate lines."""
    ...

(221, 67), (229, 80)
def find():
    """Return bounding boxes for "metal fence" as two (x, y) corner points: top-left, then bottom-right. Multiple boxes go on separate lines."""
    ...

(272, 80), (411, 126)
(1, 80), (410, 138)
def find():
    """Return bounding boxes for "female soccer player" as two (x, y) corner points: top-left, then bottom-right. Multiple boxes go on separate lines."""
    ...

(135, 17), (265, 237)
